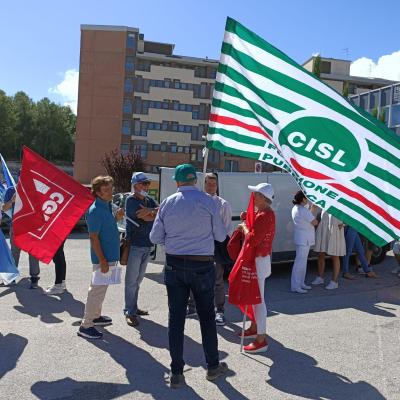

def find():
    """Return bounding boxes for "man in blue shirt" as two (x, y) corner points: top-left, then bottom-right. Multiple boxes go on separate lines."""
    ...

(78, 175), (124, 340)
(124, 172), (158, 327)
(150, 164), (228, 388)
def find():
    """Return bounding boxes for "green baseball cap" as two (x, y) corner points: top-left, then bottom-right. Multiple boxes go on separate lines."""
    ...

(172, 164), (197, 182)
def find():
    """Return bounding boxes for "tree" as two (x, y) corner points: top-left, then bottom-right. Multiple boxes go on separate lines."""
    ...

(101, 150), (145, 193)
(371, 106), (378, 118)
(342, 81), (349, 97)
(13, 91), (36, 159)
(0, 90), (17, 157)
(32, 98), (76, 162)
(312, 55), (321, 78)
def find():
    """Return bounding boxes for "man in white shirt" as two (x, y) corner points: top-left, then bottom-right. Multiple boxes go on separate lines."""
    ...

(204, 173), (233, 326)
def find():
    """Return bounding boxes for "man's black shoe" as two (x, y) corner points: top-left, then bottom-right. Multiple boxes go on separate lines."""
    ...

(30, 277), (40, 289)
(169, 373), (185, 389)
(206, 362), (228, 381)
(126, 315), (139, 327)
(93, 316), (112, 326)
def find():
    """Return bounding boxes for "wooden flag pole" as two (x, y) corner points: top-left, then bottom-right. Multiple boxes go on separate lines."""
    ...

(240, 305), (248, 353)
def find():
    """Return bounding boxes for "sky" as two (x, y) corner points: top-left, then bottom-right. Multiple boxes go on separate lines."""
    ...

(1, 0), (400, 114)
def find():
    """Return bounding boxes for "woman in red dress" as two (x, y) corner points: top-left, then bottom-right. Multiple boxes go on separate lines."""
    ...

(237, 183), (276, 353)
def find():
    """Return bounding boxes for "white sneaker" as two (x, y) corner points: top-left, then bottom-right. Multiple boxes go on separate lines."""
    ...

(325, 280), (338, 290)
(61, 281), (66, 290)
(291, 288), (308, 294)
(391, 267), (400, 274)
(44, 284), (65, 295)
(356, 267), (364, 274)
(311, 276), (324, 285)
(301, 284), (312, 290)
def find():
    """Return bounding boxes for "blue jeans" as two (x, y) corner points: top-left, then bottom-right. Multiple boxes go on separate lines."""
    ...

(164, 255), (219, 374)
(124, 246), (151, 316)
(342, 226), (371, 273)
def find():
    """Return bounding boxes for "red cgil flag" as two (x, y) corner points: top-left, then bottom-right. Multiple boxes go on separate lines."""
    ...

(13, 147), (94, 263)
(228, 193), (261, 321)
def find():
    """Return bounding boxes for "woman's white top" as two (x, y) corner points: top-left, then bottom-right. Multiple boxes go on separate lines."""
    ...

(291, 204), (316, 246)
(314, 210), (346, 256)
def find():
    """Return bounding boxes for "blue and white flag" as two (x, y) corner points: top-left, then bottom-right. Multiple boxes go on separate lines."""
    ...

(0, 154), (16, 218)
(0, 229), (19, 284)
(0, 154), (16, 188)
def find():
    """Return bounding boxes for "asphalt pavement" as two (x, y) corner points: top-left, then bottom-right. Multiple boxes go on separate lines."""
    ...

(1, 232), (400, 400)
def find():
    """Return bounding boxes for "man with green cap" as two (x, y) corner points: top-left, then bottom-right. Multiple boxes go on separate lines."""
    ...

(150, 163), (228, 388)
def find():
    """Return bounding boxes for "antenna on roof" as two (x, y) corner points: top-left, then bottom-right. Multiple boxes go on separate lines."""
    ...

(342, 48), (350, 59)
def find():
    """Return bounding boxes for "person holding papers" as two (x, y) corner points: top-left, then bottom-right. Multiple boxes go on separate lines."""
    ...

(78, 176), (124, 340)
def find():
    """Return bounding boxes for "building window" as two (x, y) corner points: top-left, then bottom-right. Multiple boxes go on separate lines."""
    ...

(122, 120), (131, 135)
(137, 60), (151, 72)
(123, 99), (132, 114)
(369, 91), (379, 110)
(359, 95), (368, 110)
(209, 149), (220, 163)
(320, 61), (331, 74)
(381, 88), (391, 106)
(351, 96), (359, 107)
(127, 33), (136, 49)
(224, 160), (239, 172)
(393, 85), (400, 104)
(391, 104), (400, 126)
(133, 119), (141, 135)
(152, 144), (160, 151)
(121, 144), (130, 154)
(126, 57), (135, 72)
(124, 78), (133, 93)
(133, 141), (147, 159)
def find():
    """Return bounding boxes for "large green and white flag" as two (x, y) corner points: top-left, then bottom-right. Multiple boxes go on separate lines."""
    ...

(207, 17), (400, 246)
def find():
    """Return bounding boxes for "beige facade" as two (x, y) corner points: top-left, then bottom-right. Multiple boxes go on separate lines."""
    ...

(74, 24), (270, 183)
(302, 56), (396, 96)
(77, 29), (392, 183)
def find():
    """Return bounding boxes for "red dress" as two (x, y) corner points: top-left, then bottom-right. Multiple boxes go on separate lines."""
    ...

(246, 209), (275, 258)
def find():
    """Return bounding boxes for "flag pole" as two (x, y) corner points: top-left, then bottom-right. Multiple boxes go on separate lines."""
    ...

(202, 147), (209, 190)
(240, 305), (248, 353)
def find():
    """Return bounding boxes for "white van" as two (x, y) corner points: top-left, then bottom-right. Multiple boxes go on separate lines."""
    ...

(157, 167), (299, 263)
(152, 167), (390, 265)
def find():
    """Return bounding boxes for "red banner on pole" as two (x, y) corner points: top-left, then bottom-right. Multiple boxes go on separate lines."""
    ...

(228, 193), (261, 321)
(13, 147), (94, 263)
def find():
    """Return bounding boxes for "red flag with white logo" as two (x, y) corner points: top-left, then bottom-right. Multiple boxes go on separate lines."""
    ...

(13, 147), (94, 263)
(228, 193), (260, 321)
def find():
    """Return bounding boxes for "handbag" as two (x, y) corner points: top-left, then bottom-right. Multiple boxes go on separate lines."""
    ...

(120, 238), (131, 265)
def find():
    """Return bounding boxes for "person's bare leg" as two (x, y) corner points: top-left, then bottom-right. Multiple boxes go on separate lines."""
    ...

(255, 333), (267, 343)
(332, 256), (340, 282)
(318, 252), (326, 278)
(249, 321), (257, 332)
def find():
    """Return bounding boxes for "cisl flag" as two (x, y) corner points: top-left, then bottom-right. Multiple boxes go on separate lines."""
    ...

(208, 17), (400, 247)
(13, 147), (94, 263)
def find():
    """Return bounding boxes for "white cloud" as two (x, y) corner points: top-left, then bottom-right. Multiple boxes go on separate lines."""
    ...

(49, 69), (79, 114)
(350, 51), (400, 81)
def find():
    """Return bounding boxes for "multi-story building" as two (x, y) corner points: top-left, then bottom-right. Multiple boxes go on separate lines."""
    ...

(349, 83), (400, 135)
(302, 56), (396, 96)
(74, 28), (398, 183)
(74, 25), (261, 183)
